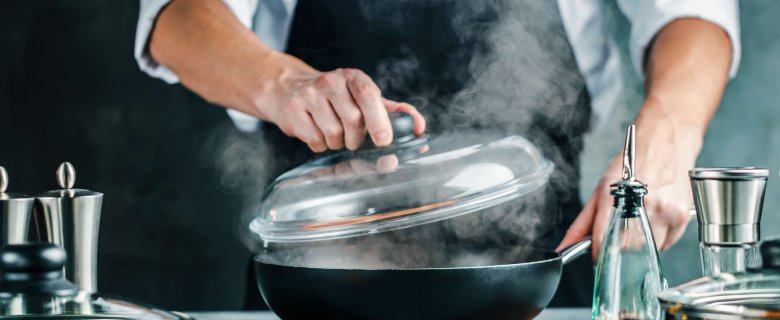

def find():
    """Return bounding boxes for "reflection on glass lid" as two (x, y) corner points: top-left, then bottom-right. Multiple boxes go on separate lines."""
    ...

(250, 133), (554, 243)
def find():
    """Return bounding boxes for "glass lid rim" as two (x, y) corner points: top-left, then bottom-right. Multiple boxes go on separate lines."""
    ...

(250, 158), (554, 243)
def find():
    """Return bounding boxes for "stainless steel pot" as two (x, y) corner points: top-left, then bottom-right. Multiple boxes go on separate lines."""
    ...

(659, 239), (780, 319)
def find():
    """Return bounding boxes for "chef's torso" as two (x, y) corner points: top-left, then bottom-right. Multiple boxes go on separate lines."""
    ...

(249, 0), (594, 306)
(271, 0), (591, 209)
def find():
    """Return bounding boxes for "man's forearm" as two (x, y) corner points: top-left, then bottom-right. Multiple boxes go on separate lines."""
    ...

(637, 18), (733, 140)
(149, 0), (280, 119)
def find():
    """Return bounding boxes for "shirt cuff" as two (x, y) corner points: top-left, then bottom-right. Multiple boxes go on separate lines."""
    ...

(135, 0), (179, 84)
(134, 0), (259, 84)
(619, 0), (741, 79)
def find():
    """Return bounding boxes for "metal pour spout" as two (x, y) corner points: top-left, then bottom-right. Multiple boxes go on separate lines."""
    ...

(35, 162), (103, 294)
(621, 125), (636, 182)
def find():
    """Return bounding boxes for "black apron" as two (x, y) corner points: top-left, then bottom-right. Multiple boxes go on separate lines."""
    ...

(245, 0), (594, 308)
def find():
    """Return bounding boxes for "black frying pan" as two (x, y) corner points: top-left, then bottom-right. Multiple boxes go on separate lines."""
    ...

(254, 238), (591, 320)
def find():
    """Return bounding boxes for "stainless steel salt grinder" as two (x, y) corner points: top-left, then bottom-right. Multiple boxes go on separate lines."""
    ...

(689, 167), (768, 277)
(34, 162), (103, 293)
(0, 166), (33, 246)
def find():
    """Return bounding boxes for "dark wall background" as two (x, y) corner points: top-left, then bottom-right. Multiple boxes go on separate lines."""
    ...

(1, 1), (251, 311)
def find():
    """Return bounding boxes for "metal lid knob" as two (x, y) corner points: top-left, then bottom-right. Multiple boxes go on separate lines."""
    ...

(761, 239), (780, 270)
(0, 243), (78, 296)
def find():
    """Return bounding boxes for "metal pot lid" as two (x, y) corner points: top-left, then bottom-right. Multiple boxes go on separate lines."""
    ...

(0, 293), (193, 319)
(0, 244), (191, 320)
(249, 120), (554, 243)
(658, 239), (780, 318)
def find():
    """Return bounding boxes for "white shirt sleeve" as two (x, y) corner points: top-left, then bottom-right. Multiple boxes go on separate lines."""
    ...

(617, 0), (741, 79)
(134, 0), (259, 84)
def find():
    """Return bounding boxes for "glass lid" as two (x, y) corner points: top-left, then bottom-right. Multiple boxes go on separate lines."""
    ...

(250, 127), (554, 243)
(658, 239), (780, 318)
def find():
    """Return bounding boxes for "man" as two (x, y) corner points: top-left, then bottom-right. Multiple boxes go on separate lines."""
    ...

(135, 0), (739, 307)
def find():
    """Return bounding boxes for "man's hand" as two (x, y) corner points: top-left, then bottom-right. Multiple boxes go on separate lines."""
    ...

(558, 104), (701, 259)
(250, 54), (425, 152)
(149, 0), (425, 153)
(557, 18), (733, 258)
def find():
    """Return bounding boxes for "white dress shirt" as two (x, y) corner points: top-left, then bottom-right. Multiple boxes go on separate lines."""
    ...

(135, 0), (740, 132)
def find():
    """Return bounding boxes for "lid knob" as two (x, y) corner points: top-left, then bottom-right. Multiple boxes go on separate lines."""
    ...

(361, 112), (424, 151)
(56, 162), (76, 190)
(0, 243), (66, 273)
(761, 239), (780, 270)
(0, 243), (78, 296)
(389, 112), (415, 144)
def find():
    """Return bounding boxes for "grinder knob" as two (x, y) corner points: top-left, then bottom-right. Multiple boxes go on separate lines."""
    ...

(0, 243), (78, 296)
(0, 166), (8, 193)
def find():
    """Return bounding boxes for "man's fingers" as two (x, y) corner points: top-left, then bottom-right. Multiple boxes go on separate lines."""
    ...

(322, 71), (367, 150)
(290, 110), (327, 153)
(664, 223), (688, 251)
(650, 199), (691, 251)
(590, 183), (616, 261)
(664, 206), (692, 250)
(376, 154), (399, 172)
(557, 188), (599, 252)
(345, 69), (392, 146)
(347, 159), (375, 174)
(383, 99), (426, 136)
(647, 206), (669, 252)
(308, 95), (345, 150)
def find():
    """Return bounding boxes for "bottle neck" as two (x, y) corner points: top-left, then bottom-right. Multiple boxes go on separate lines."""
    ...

(612, 189), (645, 218)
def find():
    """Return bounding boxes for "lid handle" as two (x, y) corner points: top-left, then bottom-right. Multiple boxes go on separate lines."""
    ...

(761, 239), (780, 270)
(388, 112), (416, 144)
(0, 243), (78, 295)
(361, 112), (420, 150)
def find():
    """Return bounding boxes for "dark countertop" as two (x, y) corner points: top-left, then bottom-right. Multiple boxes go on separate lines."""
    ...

(188, 308), (590, 319)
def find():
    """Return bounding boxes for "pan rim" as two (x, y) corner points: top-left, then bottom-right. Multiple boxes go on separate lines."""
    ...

(253, 252), (561, 271)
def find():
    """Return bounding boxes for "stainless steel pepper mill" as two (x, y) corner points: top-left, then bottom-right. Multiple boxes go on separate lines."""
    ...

(34, 162), (103, 293)
(0, 166), (33, 246)
(689, 167), (768, 277)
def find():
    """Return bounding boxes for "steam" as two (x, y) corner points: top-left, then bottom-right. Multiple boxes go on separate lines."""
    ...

(210, 0), (591, 267)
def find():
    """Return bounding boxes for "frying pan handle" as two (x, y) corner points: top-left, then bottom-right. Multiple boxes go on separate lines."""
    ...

(559, 237), (592, 265)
